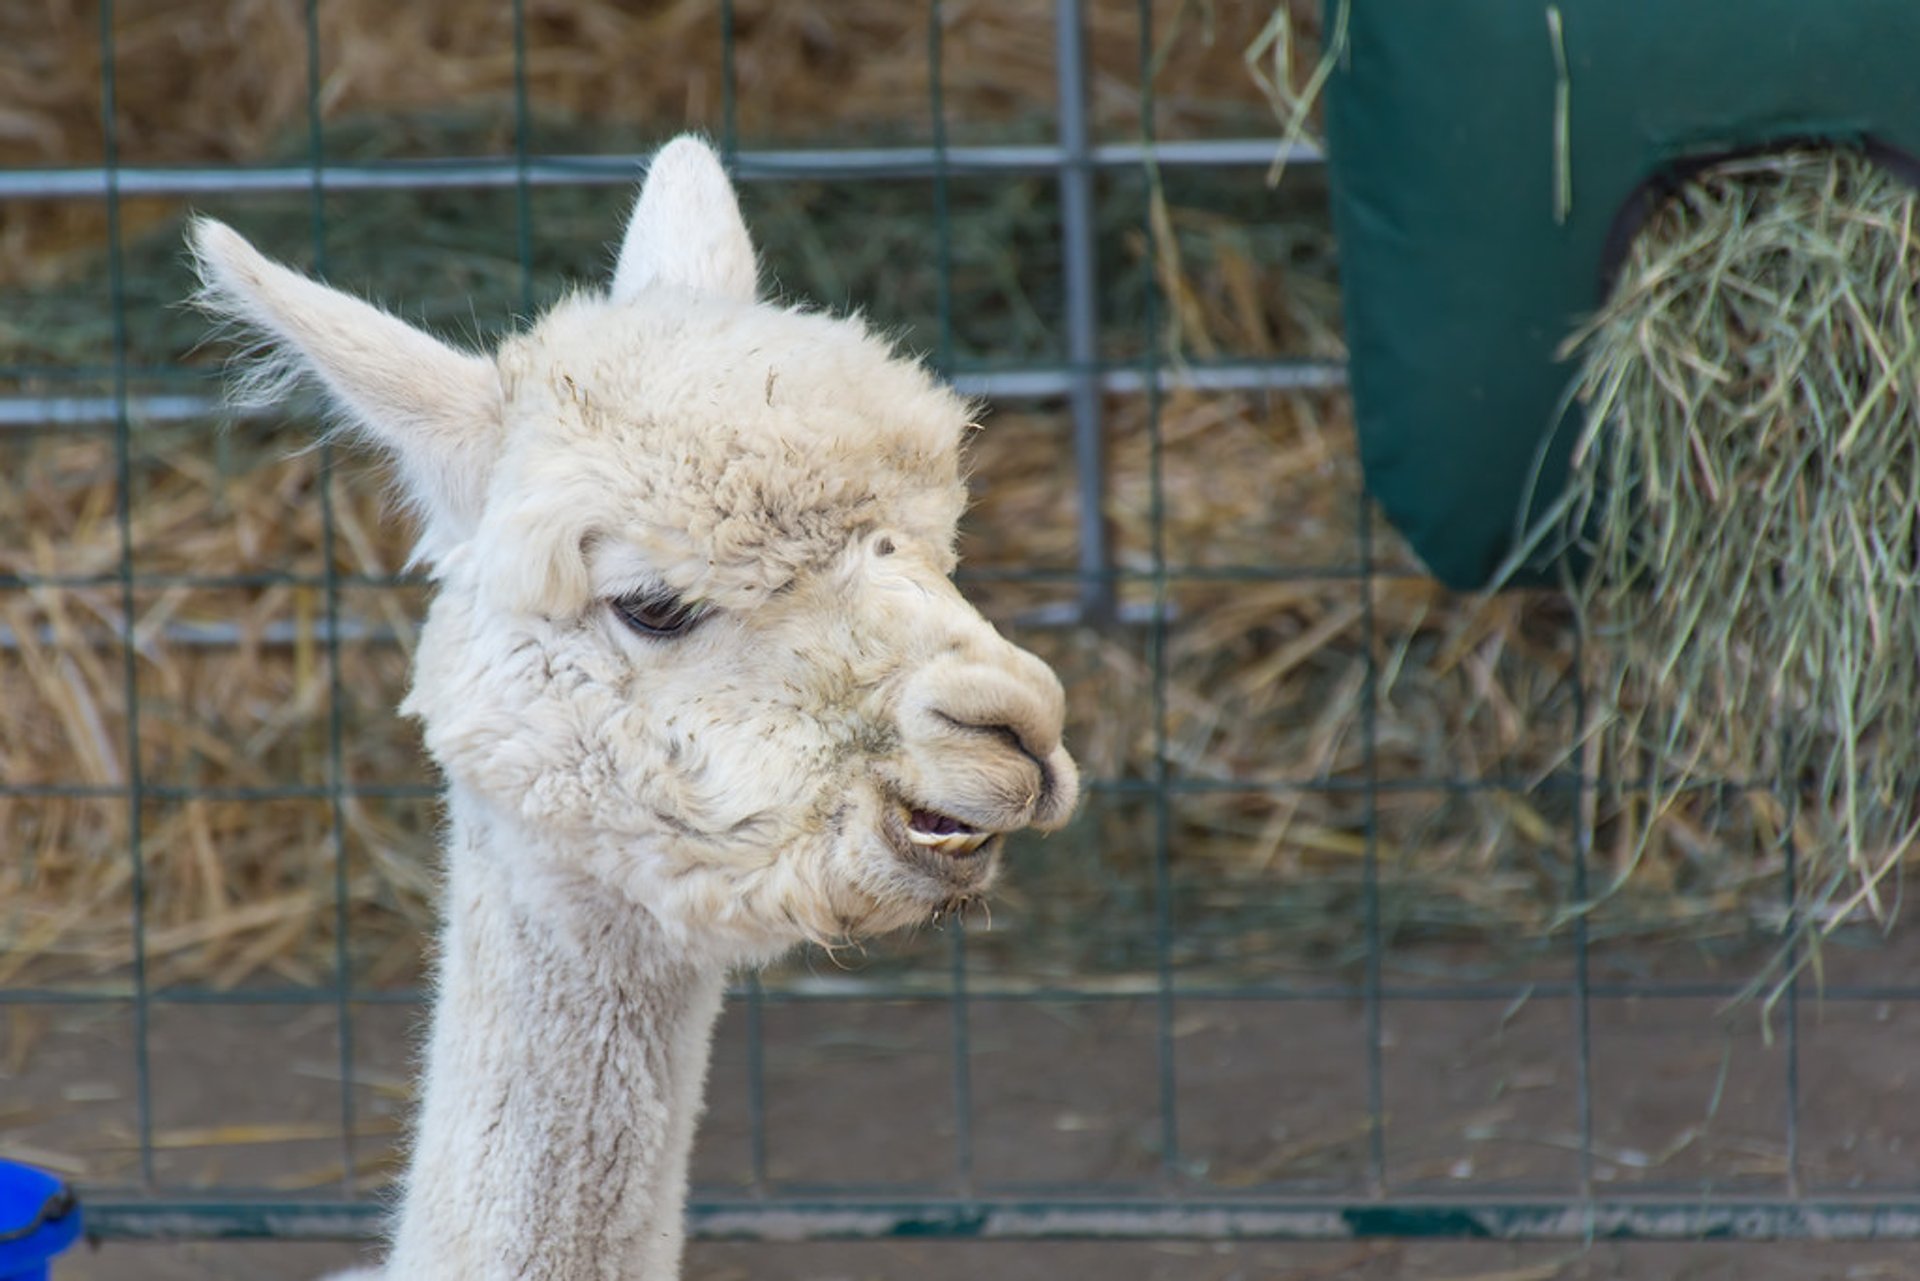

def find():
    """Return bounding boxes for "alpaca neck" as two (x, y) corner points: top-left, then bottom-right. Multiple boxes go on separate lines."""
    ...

(386, 789), (726, 1281)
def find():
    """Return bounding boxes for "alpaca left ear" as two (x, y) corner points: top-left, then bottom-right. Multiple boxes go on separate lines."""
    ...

(611, 135), (758, 303)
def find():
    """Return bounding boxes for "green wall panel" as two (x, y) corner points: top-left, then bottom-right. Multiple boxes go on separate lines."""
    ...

(1327, 1), (1920, 588)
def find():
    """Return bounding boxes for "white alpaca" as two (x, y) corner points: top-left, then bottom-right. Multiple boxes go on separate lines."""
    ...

(189, 136), (1078, 1281)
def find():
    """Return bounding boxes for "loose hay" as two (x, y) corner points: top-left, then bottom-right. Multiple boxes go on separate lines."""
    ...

(1541, 149), (1920, 981)
(8, 3), (1893, 996)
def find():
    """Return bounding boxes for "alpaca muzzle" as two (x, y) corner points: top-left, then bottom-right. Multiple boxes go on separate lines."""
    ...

(896, 648), (1081, 835)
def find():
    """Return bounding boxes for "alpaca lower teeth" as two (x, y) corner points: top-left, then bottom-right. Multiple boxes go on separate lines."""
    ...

(906, 828), (991, 856)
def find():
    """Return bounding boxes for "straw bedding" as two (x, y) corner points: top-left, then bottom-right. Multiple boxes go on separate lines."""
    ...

(3, 2), (1906, 994)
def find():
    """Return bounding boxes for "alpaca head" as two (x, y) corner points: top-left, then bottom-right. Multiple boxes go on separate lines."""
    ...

(191, 136), (1078, 958)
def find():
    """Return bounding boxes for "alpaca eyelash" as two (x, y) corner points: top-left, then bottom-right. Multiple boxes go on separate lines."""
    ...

(609, 590), (709, 638)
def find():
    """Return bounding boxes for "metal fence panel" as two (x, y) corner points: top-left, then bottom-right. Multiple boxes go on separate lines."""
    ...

(2, 0), (1913, 1259)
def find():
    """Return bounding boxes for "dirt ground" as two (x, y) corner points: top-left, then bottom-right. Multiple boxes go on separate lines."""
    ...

(10, 926), (1920, 1280)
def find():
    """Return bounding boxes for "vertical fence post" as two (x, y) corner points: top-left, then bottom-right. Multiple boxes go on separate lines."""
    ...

(300, 0), (363, 1199)
(95, 0), (157, 1194)
(510, 0), (536, 316)
(1134, 0), (1181, 1188)
(716, 0), (769, 1200)
(1358, 501), (1388, 1195)
(1570, 629), (1597, 1207)
(929, 0), (978, 1199)
(1782, 829), (1803, 1197)
(1053, 0), (1115, 625)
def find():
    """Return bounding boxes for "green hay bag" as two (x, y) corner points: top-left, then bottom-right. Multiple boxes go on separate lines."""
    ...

(1324, 0), (1920, 589)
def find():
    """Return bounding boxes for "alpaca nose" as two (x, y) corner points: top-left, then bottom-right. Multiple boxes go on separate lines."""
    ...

(899, 641), (1080, 831)
(932, 638), (1064, 748)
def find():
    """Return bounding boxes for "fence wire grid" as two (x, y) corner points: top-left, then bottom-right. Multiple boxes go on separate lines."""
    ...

(6, 0), (1920, 1261)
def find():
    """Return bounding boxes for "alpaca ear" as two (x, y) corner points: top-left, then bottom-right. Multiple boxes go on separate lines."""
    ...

(188, 218), (504, 565)
(610, 135), (758, 303)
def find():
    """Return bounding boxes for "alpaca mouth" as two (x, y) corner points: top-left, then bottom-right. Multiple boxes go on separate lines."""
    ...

(904, 807), (993, 858)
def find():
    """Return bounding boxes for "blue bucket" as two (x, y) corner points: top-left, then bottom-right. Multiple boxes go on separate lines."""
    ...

(0, 1162), (81, 1281)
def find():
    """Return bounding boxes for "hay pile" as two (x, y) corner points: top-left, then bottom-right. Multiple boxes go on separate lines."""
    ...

(1544, 149), (1920, 977)
(5, 1), (1874, 996)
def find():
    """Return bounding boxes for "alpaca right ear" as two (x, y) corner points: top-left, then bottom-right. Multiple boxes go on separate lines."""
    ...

(188, 218), (504, 565)
(610, 135), (758, 303)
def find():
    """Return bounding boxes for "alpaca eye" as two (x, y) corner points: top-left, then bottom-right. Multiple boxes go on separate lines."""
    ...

(610, 591), (707, 638)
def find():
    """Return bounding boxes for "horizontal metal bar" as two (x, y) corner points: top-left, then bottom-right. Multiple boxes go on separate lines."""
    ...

(0, 770), (1801, 803)
(6, 607), (1108, 648)
(0, 617), (401, 650)
(0, 562), (1388, 594)
(85, 1200), (380, 1241)
(0, 781), (437, 802)
(691, 1198), (1920, 1243)
(0, 138), (1319, 202)
(0, 574), (429, 595)
(0, 393), (214, 428)
(0, 361), (1346, 429)
(16, 973), (1919, 1010)
(0, 393), (257, 430)
(0, 986), (424, 1007)
(0, 603), (1147, 646)
(78, 1196), (1920, 1243)
(953, 360), (1347, 399)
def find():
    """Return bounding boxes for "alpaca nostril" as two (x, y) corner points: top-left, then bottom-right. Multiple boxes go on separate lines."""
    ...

(936, 714), (1058, 812)
(994, 725), (1057, 807)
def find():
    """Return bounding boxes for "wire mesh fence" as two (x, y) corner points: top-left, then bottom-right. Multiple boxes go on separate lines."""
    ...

(6, 0), (1920, 1264)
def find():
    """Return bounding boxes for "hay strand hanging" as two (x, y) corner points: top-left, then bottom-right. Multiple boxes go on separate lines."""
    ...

(1553, 148), (1920, 960)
